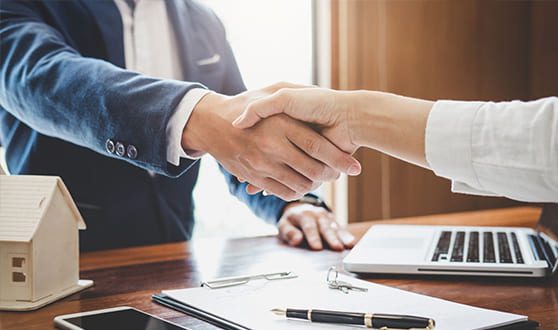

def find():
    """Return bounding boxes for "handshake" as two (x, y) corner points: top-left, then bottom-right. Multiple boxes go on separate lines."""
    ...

(182, 82), (365, 201)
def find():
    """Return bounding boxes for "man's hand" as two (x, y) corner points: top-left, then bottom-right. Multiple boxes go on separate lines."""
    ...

(181, 83), (362, 201)
(232, 87), (362, 195)
(233, 87), (359, 154)
(278, 203), (355, 251)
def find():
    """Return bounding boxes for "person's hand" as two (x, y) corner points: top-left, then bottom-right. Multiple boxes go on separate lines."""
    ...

(278, 202), (355, 251)
(232, 87), (359, 154)
(232, 87), (361, 194)
(181, 83), (362, 201)
(233, 86), (435, 169)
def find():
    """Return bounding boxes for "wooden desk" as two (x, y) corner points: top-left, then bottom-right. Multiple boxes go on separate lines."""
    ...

(1, 207), (556, 329)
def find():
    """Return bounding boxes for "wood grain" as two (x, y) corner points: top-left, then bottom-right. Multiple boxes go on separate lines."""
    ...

(0, 207), (556, 329)
(330, 0), (558, 222)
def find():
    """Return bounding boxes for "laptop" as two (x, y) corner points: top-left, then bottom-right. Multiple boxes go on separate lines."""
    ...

(343, 205), (558, 278)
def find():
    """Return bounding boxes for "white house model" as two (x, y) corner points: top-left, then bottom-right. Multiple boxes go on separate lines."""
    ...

(0, 174), (93, 311)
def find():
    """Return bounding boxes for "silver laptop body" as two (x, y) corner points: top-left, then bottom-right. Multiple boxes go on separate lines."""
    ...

(344, 206), (558, 278)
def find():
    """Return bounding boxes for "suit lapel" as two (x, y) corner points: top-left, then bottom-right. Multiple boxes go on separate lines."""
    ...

(79, 0), (125, 68)
(166, 0), (198, 80)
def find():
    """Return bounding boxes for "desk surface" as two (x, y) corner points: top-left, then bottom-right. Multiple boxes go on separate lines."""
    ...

(1, 207), (556, 329)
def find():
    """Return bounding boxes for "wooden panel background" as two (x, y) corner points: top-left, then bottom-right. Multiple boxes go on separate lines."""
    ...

(328, 0), (558, 222)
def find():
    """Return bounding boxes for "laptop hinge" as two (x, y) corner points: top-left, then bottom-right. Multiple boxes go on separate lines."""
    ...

(535, 204), (558, 275)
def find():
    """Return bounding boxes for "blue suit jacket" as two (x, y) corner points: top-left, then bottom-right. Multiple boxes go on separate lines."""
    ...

(0, 0), (287, 251)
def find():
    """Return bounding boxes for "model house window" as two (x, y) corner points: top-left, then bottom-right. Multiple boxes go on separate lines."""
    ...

(12, 272), (26, 283)
(193, 0), (313, 239)
(12, 257), (25, 268)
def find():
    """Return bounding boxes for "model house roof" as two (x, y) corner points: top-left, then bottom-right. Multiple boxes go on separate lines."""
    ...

(0, 175), (86, 242)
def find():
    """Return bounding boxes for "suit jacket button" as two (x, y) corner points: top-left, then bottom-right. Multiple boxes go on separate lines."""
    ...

(115, 142), (126, 157)
(127, 145), (138, 159)
(105, 139), (115, 154)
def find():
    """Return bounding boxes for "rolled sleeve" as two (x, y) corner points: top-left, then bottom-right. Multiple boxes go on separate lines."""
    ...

(425, 98), (558, 201)
(425, 100), (485, 187)
(166, 88), (211, 166)
(451, 181), (498, 197)
(425, 100), (504, 196)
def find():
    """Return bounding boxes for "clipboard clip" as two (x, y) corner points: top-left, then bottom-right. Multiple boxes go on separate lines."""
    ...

(201, 271), (298, 289)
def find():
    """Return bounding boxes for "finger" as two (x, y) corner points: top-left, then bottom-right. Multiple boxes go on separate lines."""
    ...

(278, 218), (304, 246)
(297, 215), (323, 250)
(267, 164), (316, 195)
(326, 213), (355, 248)
(317, 216), (344, 251)
(232, 95), (284, 128)
(221, 162), (254, 190)
(238, 157), (302, 200)
(278, 138), (338, 182)
(239, 158), (309, 201)
(245, 176), (303, 201)
(233, 88), (303, 128)
(287, 124), (362, 177)
(233, 87), (322, 129)
(240, 152), (314, 196)
(263, 82), (315, 93)
(338, 228), (356, 248)
(245, 184), (263, 194)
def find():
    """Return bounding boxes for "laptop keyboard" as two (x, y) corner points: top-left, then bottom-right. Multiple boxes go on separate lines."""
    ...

(466, 231), (479, 262)
(432, 230), (525, 264)
(483, 232), (496, 263)
(511, 233), (524, 264)
(431, 231), (452, 262)
(450, 231), (465, 262)
(497, 232), (513, 263)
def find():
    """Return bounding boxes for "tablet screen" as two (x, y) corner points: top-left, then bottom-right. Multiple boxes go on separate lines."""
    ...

(64, 308), (186, 330)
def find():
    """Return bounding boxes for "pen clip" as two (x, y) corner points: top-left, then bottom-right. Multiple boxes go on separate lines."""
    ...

(201, 271), (298, 289)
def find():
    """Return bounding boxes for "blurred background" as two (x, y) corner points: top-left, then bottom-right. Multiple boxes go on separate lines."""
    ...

(322, 0), (557, 225)
(1, 0), (557, 239)
(195, 0), (558, 239)
(193, 0), (313, 239)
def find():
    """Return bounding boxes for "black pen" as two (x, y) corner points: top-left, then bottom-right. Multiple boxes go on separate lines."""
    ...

(271, 308), (435, 329)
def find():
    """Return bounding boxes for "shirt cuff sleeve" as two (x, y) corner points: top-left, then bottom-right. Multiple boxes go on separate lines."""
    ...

(166, 88), (211, 166)
(451, 181), (498, 197)
(425, 100), (486, 191)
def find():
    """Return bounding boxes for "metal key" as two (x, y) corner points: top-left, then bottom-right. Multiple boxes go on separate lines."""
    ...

(328, 280), (368, 294)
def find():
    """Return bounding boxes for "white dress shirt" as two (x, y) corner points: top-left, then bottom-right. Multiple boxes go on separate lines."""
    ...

(426, 96), (558, 202)
(114, 0), (209, 166)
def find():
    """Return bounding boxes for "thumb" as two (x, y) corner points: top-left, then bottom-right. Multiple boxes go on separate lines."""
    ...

(232, 93), (287, 128)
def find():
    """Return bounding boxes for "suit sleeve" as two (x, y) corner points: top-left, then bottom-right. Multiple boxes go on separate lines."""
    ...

(0, 2), (203, 176)
(220, 163), (288, 224)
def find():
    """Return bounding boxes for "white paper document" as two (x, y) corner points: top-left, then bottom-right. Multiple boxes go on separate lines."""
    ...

(163, 272), (526, 330)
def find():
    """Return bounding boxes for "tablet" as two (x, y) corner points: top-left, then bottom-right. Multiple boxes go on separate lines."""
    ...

(54, 306), (189, 330)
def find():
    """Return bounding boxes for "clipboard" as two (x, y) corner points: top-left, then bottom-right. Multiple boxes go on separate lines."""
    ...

(152, 271), (539, 330)
(490, 320), (540, 330)
(152, 293), (250, 330)
(153, 271), (298, 330)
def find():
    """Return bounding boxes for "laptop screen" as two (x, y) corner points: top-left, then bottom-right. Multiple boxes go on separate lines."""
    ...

(537, 204), (558, 274)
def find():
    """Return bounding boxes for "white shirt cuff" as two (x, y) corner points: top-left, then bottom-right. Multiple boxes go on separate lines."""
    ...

(425, 100), (487, 192)
(166, 88), (211, 166)
(451, 181), (498, 197)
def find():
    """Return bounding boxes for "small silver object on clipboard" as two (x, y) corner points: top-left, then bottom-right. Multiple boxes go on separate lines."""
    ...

(201, 271), (298, 289)
(327, 266), (368, 294)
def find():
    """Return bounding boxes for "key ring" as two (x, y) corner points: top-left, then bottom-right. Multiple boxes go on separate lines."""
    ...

(327, 266), (339, 285)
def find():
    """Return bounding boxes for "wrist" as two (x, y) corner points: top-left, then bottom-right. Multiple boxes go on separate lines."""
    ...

(181, 91), (229, 155)
(282, 195), (331, 216)
(344, 90), (377, 148)
(348, 91), (396, 149)
(282, 201), (305, 215)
